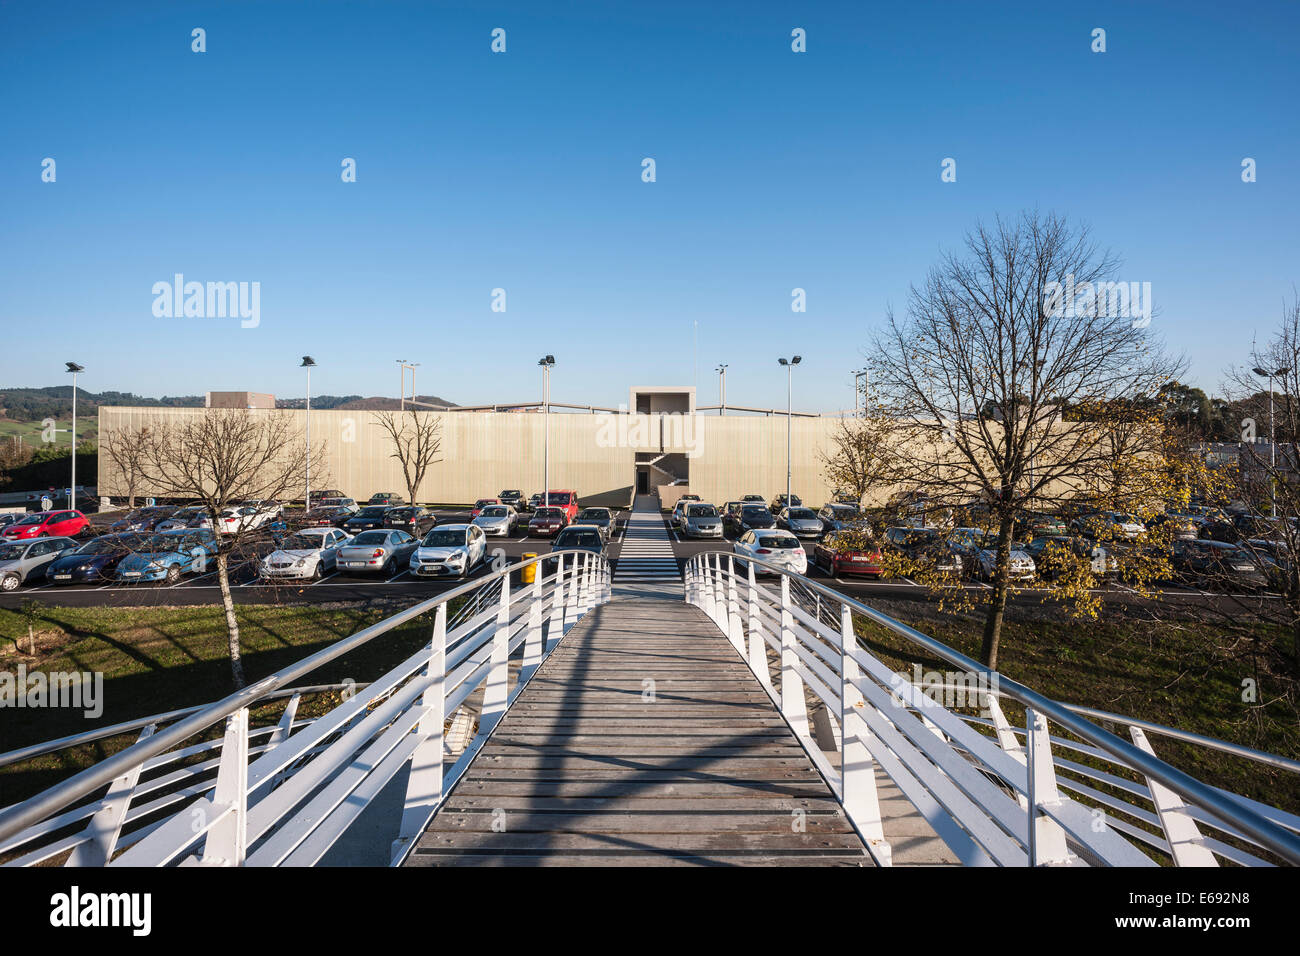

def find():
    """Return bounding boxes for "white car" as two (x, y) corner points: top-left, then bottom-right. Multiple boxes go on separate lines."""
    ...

(734, 529), (808, 576)
(472, 504), (520, 537)
(260, 527), (353, 580)
(410, 524), (487, 578)
(972, 539), (1036, 582)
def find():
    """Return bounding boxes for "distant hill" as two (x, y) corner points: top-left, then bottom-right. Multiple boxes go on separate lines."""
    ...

(274, 394), (457, 410)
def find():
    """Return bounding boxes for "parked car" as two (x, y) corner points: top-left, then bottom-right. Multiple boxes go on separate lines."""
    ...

(540, 490), (580, 522)
(734, 529), (808, 576)
(0, 537), (80, 591)
(1021, 535), (1118, 582)
(335, 529), (420, 576)
(546, 525), (606, 569)
(114, 529), (219, 584)
(670, 499), (690, 531)
(306, 489), (347, 508)
(724, 503), (776, 537)
(410, 525), (487, 578)
(882, 527), (964, 576)
(471, 498), (501, 518)
(1, 510), (90, 540)
(739, 494), (766, 504)
(1070, 511), (1145, 541)
(528, 493), (544, 511)
(472, 504), (520, 537)
(108, 506), (177, 534)
(156, 506), (207, 532)
(239, 499), (284, 521)
(528, 507), (568, 537)
(1170, 538), (1269, 591)
(680, 503), (724, 539)
(384, 506), (437, 537)
(343, 505), (397, 535)
(1014, 511), (1068, 538)
(312, 496), (358, 514)
(574, 507), (615, 540)
(499, 490), (528, 512)
(366, 492), (406, 506)
(290, 505), (356, 531)
(0, 514), (23, 533)
(1147, 512), (1199, 541)
(197, 505), (274, 536)
(260, 527), (353, 581)
(777, 506), (824, 539)
(812, 531), (883, 578)
(1200, 513), (1282, 544)
(959, 531), (1036, 583)
(45, 533), (148, 585)
(769, 494), (803, 515)
(818, 503), (862, 534)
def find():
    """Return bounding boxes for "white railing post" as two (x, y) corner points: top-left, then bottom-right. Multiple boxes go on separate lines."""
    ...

(746, 560), (772, 692)
(1024, 707), (1071, 865)
(565, 553), (579, 627)
(201, 707), (249, 866)
(67, 724), (156, 866)
(838, 603), (891, 866)
(477, 572), (512, 739)
(392, 602), (447, 861)
(1130, 727), (1218, 867)
(686, 557), (697, 605)
(549, 555), (567, 646)
(779, 574), (810, 740)
(725, 555), (745, 655)
(520, 558), (544, 683)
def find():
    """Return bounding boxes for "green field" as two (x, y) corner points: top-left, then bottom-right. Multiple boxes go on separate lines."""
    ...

(0, 418), (98, 447)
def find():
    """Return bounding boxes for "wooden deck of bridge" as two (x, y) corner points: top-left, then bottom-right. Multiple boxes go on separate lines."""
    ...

(404, 599), (873, 866)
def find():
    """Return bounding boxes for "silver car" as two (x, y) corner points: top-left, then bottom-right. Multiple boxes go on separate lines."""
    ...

(334, 529), (419, 575)
(0, 537), (81, 591)
(681, 503), (723, 539)
(472, 505), (519, 537)
(780, 506), (825, 538)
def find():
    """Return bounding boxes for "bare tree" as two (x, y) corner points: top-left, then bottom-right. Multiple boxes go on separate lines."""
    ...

(373, 410), (443, 506)
(870, 212), (1181, 669)
(137, 409), (329, 687)
(99, 423), (152, 507)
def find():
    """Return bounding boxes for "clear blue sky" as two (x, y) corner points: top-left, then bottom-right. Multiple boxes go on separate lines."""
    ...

(2, 0), (1296, 413)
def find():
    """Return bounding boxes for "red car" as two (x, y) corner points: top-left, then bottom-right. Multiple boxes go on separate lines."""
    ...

(2, 510), (90, 540)
(540, 490), (579, 522)
(528, 507), (568, 537)
(470, 498), (501, 518)
(813, 532), (883, 578)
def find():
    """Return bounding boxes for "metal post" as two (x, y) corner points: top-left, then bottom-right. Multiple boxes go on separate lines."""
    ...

(70, 372), (77, 513)
(786, 363), (792, 508)
(839, 602), (890, 864)
(1270, 374), (1277, 518)
(725, 555), (744, 655)
(393, 602), (447, 859)
(548, 555), (567, 649)
(305, 364), (311, 507)
(779, 574), (810, 740)
(478, 571), (512, 738)
(201, 707), (249, 865)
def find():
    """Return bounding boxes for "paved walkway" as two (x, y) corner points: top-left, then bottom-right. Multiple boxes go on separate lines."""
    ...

(611, 494), (682, 599)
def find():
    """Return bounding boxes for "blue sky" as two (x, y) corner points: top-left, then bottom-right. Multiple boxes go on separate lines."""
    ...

(1, 0), (1296, 413)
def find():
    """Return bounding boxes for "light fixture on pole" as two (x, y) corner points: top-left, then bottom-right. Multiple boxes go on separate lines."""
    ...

(716, 364), (728, 416)
(301, 356), (316, 508)
(777, 356), (802, 509)
(396, 360), (419, 411)
(65, 362), (84, 512)
(539, 356), (556, 506)
(1254, 365), (1290, 517)
(853, 368), (869, 417)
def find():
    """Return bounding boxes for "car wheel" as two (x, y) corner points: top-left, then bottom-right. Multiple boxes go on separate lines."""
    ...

(312, 562), (323, 579)
(164, 565), (181, 585)
(0, 574), (19, 592)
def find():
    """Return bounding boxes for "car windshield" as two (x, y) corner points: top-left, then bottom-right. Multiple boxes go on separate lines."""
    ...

(281, 534), (326, 550)
(501, 491), (520, 497)
(139, 534), (181, 552)
(741, 507), (771, 519)
(351, 531), (390, 546)
(13, 514), (43, 525)
(687, 505), (718, 517)
(757, 535), (800, 549)
(896, 529), (940, 545)
(556, 530), (602, 549)
(535, 509), (563, 520)
(475, 500), (496, 507)
(78, 535), (140, 554)
(578, 509), (610, 520)
(787, 508), (816, 520)
(422, 529), (467, 547)
(0, 543), (29, 560)
(356, 507), (389, 517)
(544, 493), (572, 504)
(480, 507), (509, 518)
(829, 506), (856, 516)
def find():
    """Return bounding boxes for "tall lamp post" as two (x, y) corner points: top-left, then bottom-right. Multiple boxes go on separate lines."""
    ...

(301, 356), (316, 507)
(716, 364), (728, 416)
(853, 368), (868, 417)
(539, 355), (555, 506)
(65, 362), (84, 512)
(397, 360), (419, 411)
(778, 356), (801, 509)
(1253, 365), (1290, 518)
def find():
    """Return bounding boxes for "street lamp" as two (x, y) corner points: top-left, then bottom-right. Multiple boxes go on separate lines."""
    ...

(397, 360), (419, 411)
(1253, 365), (1290, 517)
(778, 356), (801, 509)
(65, 362), (84, 512)
(716, 364), (728, 416)
(853, 368), (868, 417)
(301, 356), (316, 507)
(539, 356), (555, 506)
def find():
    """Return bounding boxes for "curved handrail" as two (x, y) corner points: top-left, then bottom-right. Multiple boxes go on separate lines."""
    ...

(0, 550), (600, 846)
(685, 549), (1300, 865)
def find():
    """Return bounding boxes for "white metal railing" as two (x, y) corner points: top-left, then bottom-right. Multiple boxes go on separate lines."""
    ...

(0, 550), (611, 867)
(684, 551), (1300, 867)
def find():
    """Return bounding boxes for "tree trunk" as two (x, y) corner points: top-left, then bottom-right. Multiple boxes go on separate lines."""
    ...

(979, 512), (1015, 670)
(216, 550), (246, 688)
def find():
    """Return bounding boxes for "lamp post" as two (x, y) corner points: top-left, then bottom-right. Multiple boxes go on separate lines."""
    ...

(716, 364), (728, 416)
(65, 362), (84, 512)
(539, 356), (555, 506)
(1253, 365), (1290, 517)
(397, 360), (419, 411)
(301, 356), (316, 507)
(853, 368), (868, 417)
(778, 356), (801, 509)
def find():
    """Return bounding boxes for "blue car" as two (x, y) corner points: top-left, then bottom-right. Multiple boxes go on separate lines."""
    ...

(114, 529), (219, 584)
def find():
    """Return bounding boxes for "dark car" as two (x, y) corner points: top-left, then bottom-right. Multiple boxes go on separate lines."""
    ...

(769, 494), (802, 515)
(366, 492), (406, 506)
(384, 506), (436, 536)
(882, 527), (964, 576)
(1021, 535), (1118, 582)
(528, 507), (568, 537)
(343, 505), (397, 534)
(1146, 512), (1199, 541)
(45, 533), (148, 585)
(289, 505), (356, 531)
(1170, 539), (1269, 591)
(499, 490), (528, 512)
(724, 503), (776, 537)
(574, 507), (615, 540)
(108, 506), (177, 534)
(545, 525), (606, 569)
(306, 489), (346, 508)
(1200, 513), (1282, 544)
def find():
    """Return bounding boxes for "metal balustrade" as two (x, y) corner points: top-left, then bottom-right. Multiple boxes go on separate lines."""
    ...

(684, 551), (1300, 867)
(0, 550), (611, 867)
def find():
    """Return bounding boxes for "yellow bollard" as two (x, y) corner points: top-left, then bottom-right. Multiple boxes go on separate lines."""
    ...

(521, 553), (538, 584)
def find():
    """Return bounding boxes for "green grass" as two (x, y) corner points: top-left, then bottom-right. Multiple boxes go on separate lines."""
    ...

(0, 418), (98, 446)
